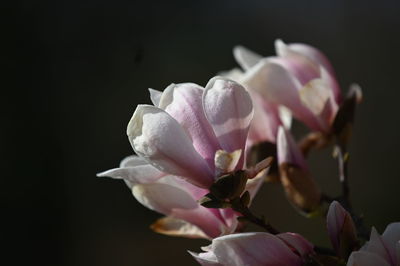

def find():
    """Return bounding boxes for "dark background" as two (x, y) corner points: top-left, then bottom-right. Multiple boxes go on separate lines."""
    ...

(4, 1), (400, 265)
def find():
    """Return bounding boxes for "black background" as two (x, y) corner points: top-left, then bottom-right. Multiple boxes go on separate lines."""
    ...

(4, 1), (400, 265)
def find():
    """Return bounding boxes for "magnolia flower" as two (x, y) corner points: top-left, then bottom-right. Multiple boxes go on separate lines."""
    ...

(128, 77), (255, 189)
(235, 40), (359, 134)
(98, 77), (269, 238)
(189, 232), (314, 266)
(98, 155), (265, 239)
(277, 126), (321, 213)
(347, 222), (400, 266)
(327, 201), (359, 258)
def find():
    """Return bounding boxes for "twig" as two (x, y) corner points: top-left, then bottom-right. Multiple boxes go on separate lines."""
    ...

(231, 198), (280, 235)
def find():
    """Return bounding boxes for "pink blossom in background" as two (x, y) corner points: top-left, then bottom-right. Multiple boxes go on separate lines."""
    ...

(236, 40), (346, 133)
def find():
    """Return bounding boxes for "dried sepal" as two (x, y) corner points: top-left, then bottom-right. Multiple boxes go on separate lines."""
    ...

(332, 84), (362, 146)
(280, 163), (322, 214)
(209, 170), (248, 200)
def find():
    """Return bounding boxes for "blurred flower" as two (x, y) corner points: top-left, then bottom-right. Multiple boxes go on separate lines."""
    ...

(98, 156), (265, 239)
(277, 126), (321, 213)
(189, 232), (314, 266)
(327, 201), (359, 258)
(347, 222), (400, 266)
(221, 65), (291, 148)
(236, 40), (347, 134)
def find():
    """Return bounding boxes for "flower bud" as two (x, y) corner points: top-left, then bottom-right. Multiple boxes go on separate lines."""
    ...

(327, 201), (359, 259)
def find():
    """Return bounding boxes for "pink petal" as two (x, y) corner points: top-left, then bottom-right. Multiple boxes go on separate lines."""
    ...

(275, 39), (341, 103)
(326, 201), (358, 255)
(159, 83), (221, 170)
(203, 77), (253, 169)
(210, 232), (302, 266)
(327, 201), (346, 252)
(247, 89), (282, 144)
(127, 105), (213, 188)
(277, 127), (307, 170)
(171, 207), (228, 239)
(277, 232), (314, 257)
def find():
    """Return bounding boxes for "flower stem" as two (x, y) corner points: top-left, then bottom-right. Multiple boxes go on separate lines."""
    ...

(335, 144), (370, 240)
(231, 198), (280, 235)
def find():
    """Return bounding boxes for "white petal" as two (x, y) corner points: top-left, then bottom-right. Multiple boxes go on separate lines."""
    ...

(119, 155), (147, 168)
(233, 45), (263, 71)
(299, 78), (332, 116)
(382, 222), (400, 265)
(97, 165), (164, 188)
(188, 251), (222, 266)
(365, 227), (393, 265)
(158, 175), (208, 200)
(279, 105), (292, 129)
(203, 77), (253, 168)
(132, 182), (198, 214)
(218, 68), (244, 83)
(148, 88), (162, 107)
(347, 251), (391, 266)
(127, 105), (213, 188)
(97, 155), (165, 188)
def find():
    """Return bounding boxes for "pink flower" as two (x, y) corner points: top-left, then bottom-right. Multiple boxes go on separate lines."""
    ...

(347, 222), (400, 266)
(276, 126), (321, 213)
(98, 155), (265, 239)
(236, 40), (351, 133)
(128, 77), (254, 188)
(326, 201), (358, 258)
(98, 77), (268, 239)
(189, 232), (314, 266)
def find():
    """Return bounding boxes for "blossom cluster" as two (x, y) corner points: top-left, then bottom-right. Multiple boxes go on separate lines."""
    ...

(99, 40), (399, 266)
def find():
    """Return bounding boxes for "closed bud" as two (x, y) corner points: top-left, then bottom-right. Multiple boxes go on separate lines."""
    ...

(327, 201), (359, 259)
